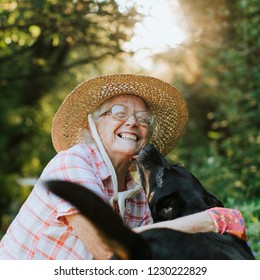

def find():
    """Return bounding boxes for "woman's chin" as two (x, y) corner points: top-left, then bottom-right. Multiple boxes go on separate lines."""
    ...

(117, 146), (139, 159)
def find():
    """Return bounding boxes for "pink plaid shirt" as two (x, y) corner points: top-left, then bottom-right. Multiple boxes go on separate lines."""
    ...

(0, 143), (152, 259)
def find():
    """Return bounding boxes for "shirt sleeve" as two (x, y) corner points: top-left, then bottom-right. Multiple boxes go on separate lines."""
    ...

(40, 144), (105, 222)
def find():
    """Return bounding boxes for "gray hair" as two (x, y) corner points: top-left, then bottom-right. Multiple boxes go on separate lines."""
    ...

(79, 106), (103, 145)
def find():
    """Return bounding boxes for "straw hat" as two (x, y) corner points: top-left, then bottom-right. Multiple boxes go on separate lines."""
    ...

(52, 73), (188, 156)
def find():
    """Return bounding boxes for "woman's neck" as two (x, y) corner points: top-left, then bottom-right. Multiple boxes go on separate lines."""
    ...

(111, 158), (131, 192)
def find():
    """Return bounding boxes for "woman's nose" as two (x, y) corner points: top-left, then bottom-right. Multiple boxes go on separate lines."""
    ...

(125, 114), (138, 126)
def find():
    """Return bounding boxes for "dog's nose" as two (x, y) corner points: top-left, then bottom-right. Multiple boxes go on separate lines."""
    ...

(142, 144), (154, 155)
(144, 143), (154, 151)
(138, 144), (159, 164)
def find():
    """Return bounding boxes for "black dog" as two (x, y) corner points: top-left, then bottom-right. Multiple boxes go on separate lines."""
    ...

(46, 144), (255, 259)
(135, 144), (254, 259)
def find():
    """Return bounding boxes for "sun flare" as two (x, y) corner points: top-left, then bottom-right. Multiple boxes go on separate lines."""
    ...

(129, 0), (187, 51)
(116, 0), (188, 69)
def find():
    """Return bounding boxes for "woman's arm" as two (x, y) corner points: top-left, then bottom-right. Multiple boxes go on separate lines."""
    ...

(66, 208), (246, 259)
(134, 208), (247, 241)
(66, 210), (215, 260)
(66, 211), (214, 260)
(134, 211), (216, 233)
(66, 214), (113, 260)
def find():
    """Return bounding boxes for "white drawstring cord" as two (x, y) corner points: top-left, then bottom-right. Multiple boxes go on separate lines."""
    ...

(87, 114), (141, 221)
(88, 114), (119, 202)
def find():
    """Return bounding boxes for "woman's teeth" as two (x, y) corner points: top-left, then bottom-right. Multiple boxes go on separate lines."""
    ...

(119, 133), (137, 141)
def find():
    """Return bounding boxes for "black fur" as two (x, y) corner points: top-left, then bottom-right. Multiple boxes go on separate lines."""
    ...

(136, 144), (255, 259)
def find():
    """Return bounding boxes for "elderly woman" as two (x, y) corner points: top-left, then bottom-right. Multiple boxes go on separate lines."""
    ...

(0, 74), (246, 259)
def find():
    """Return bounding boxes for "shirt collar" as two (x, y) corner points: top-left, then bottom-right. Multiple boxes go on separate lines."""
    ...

(88, 143), (137, 189)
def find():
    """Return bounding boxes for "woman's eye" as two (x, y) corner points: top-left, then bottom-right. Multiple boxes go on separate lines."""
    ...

(112, 106), (128, 117)
(137, 114), (148, 121)
(115, 111), (127, 117)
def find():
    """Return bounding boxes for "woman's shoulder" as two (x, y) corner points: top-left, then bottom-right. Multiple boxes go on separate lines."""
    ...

(52, 143), (102, 162)
(61, 143), (98, 156)
(40, 143), (102, 179)
(43, 143), (99, 171)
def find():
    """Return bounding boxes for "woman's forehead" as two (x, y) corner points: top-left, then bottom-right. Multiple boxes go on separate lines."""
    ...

(102, 94), (149, 109)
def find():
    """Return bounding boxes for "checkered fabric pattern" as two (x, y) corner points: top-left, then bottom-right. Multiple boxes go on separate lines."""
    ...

(0, 143), (152, 259)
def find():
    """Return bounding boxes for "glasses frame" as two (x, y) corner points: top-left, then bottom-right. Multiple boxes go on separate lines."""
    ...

(100, 104), (154, 127)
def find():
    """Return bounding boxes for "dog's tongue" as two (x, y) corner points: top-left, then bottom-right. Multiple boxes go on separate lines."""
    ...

(130, 155), (139, 161)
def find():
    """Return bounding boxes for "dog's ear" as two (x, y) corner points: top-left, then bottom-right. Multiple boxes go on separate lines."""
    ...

(205, 191), (224, 208)
(45, 180), (151, 260)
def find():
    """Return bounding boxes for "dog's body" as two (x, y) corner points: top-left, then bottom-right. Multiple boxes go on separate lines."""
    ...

(136, 144), (255, 260)
(46, 144), (255, 259)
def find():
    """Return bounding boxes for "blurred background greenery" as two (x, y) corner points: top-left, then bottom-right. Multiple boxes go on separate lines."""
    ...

(0, 0), (259, 258)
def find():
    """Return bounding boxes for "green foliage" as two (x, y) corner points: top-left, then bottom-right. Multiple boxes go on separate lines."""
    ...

(0, 0), (137, 233)
(168, 0), (260, 255)
(226, 198), (260, 259)
(172, 0), (260, 201)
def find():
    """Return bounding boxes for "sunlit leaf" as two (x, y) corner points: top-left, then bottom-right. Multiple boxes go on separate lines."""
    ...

(28, 25), (41, 38)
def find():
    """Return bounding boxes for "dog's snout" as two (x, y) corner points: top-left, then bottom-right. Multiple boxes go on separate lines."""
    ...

(138, 144), (154, 162)
(138, 144), (166, 167)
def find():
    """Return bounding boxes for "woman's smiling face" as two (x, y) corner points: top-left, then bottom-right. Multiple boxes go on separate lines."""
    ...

(94, 95), (153, 163)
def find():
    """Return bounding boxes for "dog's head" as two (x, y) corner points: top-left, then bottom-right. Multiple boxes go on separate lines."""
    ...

(136, 144), (223, 221)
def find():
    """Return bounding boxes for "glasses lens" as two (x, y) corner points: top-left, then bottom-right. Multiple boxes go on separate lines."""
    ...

(135, 111), (154, 126)
(110, 105), (129, 120)
(110, 104), (154, 126)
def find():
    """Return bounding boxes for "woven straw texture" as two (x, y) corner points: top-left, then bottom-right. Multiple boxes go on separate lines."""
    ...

(52, 73), (188, 156)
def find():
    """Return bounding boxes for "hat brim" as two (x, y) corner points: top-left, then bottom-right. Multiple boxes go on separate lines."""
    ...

(52, 73), (188, 156)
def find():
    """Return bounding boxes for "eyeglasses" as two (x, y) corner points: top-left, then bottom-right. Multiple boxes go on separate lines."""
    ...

(100, 104), (154, 127)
